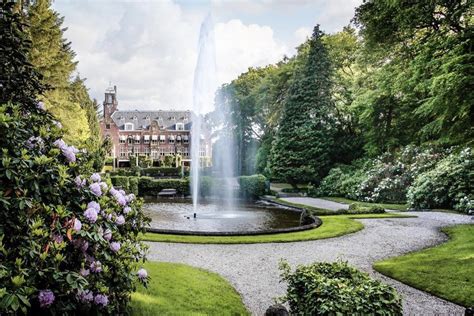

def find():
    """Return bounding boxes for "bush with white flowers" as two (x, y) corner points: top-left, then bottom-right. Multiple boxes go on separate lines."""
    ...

(0, 102), (150, 314)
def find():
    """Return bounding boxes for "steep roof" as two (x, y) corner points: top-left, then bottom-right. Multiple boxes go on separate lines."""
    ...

(111, 110), (193, 131)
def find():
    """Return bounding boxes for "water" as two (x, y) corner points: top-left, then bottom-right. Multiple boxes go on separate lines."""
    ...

(191, 14), (236, 213)
(144, 200), (301, 233)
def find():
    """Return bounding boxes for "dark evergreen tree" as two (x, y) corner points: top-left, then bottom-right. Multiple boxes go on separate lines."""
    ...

(270, 25), (335, 186)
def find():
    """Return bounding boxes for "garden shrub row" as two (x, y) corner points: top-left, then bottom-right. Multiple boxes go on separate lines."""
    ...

(279, 261), (402, 315)
(314, 145), (473, 213)
(109, 174), (269, 199)
(107, 167), (182, 178)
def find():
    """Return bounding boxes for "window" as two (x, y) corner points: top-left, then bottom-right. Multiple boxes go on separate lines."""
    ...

(169, 135), (175, 144)
(159, 135), (166, 144)
(200, 147), (206, 157)
(105, 123), (111, 129)
(134, 146), (140, 155)
(144, 135), (150, 144)
(120, 146), (127, 157)
(182, 147), (189, 156)
(125, 123), (134, 131)
(144, 147), (150, 156)
(176, 135), (182, 143)
(127, 136), (133, 144)
(151, 150), (158, 158)
(151, 135), (158, 145)
(183, 135), (189, 144)
(159, 148), (166, 156)
(106, 94), (113, 103)
(176, 123), (184, 131)
(119, 136), (126, 144)
(134, 135), (140, 144)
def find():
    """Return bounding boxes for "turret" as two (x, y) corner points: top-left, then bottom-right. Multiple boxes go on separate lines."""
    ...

(103, 85), (118, 123)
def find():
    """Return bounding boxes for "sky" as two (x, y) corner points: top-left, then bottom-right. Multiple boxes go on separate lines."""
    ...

(53, 0), (362, 113)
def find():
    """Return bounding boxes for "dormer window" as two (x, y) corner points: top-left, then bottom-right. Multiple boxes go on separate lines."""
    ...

(125, 123), (134, 131)
(176, 123), (184, 131)
(170, 116), (175, 120)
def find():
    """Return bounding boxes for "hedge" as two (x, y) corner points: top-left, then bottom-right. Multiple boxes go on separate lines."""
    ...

(238, 174), (268, 199)
(138, 177), (190, 196)
(110, 176), (130, 190)
(140, 167), (181, 177)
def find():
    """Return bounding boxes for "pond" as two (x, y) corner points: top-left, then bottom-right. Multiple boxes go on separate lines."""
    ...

(143, 199), (303, 233)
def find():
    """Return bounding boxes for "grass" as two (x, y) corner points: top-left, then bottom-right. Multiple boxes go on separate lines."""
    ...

(374, 224), (474, 307)
(321, 196), (408, 211)
(141, 213), (415, 244)
(131, 261), (249, 315)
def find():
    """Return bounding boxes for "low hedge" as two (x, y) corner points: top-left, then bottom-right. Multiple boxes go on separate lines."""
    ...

(110, 176), (130, 190)
(279, 261), (402, 315)
(238, 174), (267, 199)
(140, 167), (181, 177)
(138, 177), (190, 196)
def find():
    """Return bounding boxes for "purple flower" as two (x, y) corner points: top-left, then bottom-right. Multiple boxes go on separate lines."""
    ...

(75, 176), (86, 188)
(89, 183), (102, 197)
(74, 218), (82, 231)
(54, 120), (62, 129)
(84, 208), (98, 223)
(38, 290), (55, 308)
(99, 182), (108, 191)
(117, 195), (127, 206)
(90, 261), (102, 273)
(62, 146), (76, 163)
(126, 194), (135, 202)
(90, 173), (101, 182)
(94, 294), (108, 307)
(123, 206), (131, 214)
(87, 201), (100, 211)
(137, 268), (148, 280)
(115, 215), (125, 225)
(79, 268), (90, 277)
(26, 136), (44, 150)
(76, 290), (93, 303)
(103, 229), (112, 241)
(53, 139), (67, 150)
(53, 234), (63, 243)
(37, 101), (46, 111)
(119, 189), (126, 195)
(110, 242), (121, 252)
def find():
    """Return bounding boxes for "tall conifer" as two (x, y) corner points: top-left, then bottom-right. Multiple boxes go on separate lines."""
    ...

(270, 25), (335, 186)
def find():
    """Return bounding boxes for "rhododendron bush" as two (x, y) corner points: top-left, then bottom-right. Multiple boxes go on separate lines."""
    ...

(0, 102), (150, 314)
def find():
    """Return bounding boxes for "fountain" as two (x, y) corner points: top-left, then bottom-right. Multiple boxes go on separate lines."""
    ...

(142, 14), (320, 235)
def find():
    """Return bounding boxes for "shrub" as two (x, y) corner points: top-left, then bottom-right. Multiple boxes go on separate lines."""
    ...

(279, 261), (402, 315)
(0, 101), (150, 314)
(199, 176), (213, 197)
(140, 167), (181, 177)
(347, 203), (385, 214)
(128, 176), (139, 196)
(238, 174), (267, 199)
(407, 148), (473, 213)
(138, 177), (190, 196)
(110, 176), (130, 191)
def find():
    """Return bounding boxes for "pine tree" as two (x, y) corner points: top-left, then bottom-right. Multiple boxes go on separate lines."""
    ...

(270, 25), (335, 186)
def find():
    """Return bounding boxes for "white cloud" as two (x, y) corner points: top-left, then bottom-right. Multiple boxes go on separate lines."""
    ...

(54, 0), (360, 113)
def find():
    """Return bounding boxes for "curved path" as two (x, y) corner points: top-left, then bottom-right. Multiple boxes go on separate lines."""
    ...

(147, 212), (472, 315)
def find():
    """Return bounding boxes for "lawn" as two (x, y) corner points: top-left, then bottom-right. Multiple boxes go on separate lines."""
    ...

(141, 213), (415, 244)
(321, 196), (408, 211)
(374, 224), (474, 307)
(131, 261), (249, 315)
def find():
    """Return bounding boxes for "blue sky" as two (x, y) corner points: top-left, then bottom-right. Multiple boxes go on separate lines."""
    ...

(53, 0), (361, 112)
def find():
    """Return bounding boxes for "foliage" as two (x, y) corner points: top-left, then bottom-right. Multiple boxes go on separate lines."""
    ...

(110, 176), (130, 191)
(0, 3), (149, 313)
(0, 102), (150, 314)
(238, 174), (267, 199)
(279, 260), (402, 315)
(374, 224), (474, 307)
(139, 167), (181, 177)
(407, 148), (473, 213)
(130, 261), (249, 315)
(270, 25), (335, 186)
(137, 177), (190, 196)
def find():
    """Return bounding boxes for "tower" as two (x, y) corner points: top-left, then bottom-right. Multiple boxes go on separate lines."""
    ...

(103, 85), (118, 123)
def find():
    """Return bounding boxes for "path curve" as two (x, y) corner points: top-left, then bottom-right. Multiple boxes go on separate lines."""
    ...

(147, 212), (472, 315)
(280, 197), (349, 211)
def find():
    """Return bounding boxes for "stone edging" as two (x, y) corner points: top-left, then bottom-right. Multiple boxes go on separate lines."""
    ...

(145, 204), (322, 236)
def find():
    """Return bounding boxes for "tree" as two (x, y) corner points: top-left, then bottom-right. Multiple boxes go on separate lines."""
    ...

(270, 25), (335, 186)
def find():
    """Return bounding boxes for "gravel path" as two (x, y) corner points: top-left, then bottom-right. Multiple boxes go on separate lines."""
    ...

(147, 212), (472, 315)
(280, 197), (349, 211)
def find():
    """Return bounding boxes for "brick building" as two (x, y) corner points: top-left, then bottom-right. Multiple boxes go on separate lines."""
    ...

(99, 86), (211, 168)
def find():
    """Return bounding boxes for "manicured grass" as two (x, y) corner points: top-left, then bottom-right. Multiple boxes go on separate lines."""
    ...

(131, 261), (249, 315)
(321, 196), (408, 211)
(374, 224), (474, 307)
(141, 213), (415, 244)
